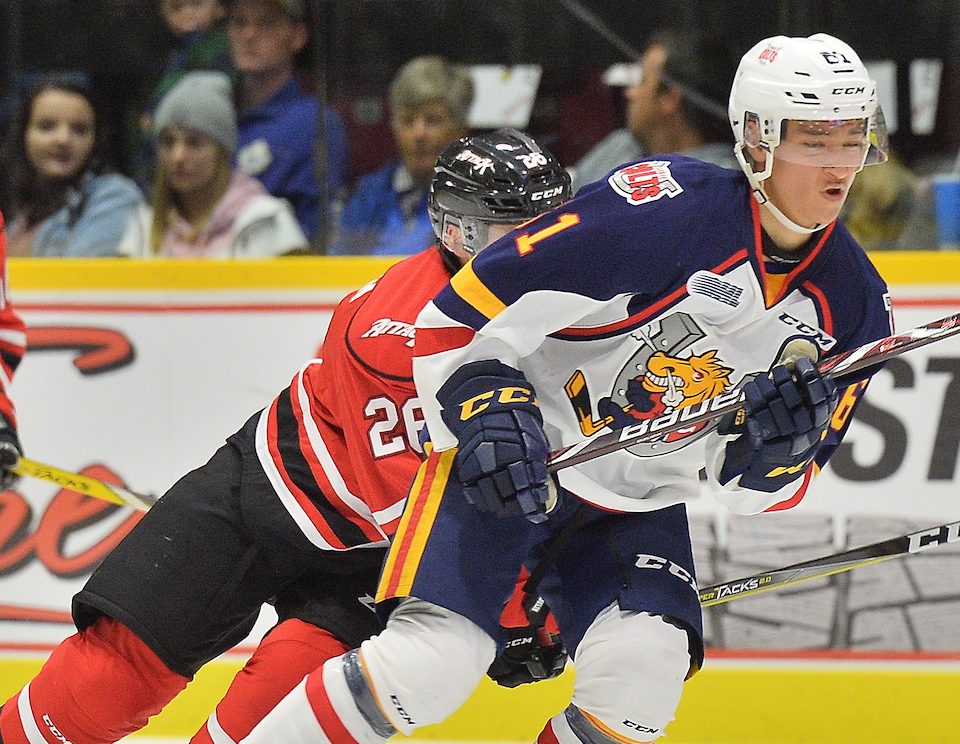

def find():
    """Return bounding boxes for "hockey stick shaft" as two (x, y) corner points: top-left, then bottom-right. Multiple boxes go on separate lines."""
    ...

(698, 519), (960, 607)
(12, 457), (158, 512)
(546, 312), (960, 473)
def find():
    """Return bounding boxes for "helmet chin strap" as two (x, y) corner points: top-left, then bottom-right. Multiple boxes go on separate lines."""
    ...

(752, 185), (822, 235)
(736, 146), (823, 236)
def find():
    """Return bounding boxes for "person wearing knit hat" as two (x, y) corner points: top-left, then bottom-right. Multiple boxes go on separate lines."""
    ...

(152, 71), (238, 154)
(116, 70), (307, 258)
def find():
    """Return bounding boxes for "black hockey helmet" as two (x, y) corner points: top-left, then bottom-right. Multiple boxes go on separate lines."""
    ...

(429, 128), (571, 258)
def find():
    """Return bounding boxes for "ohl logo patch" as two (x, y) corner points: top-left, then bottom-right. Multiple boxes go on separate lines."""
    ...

(608, 160), (683, 205)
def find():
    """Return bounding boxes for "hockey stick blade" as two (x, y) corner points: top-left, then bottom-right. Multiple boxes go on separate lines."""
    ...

(699, 519), (960, 607)
(12, 457), (158, 512)
(547, 312), (960, 473)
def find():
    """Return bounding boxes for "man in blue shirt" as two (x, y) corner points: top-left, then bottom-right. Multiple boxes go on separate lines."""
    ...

(228, 0), (348, 245)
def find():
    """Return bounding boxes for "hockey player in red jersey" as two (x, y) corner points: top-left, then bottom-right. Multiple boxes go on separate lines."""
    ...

(0, 211), (27, 491)
(0, 129), (571, 744)
(241, 33), (897, 744)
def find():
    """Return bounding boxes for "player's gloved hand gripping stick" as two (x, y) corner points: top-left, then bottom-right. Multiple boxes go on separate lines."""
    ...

(438, 359), (554, 523)
(487, 582), (567, 688)
(718, 356), (839, 492)
(547, 312), (960, 474)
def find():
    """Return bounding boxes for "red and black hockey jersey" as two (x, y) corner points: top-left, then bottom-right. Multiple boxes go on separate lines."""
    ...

(252, 248), (453, 550)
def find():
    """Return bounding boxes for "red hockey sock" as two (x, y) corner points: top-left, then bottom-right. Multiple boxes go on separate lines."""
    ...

(190, 618), (349, 743)
(0, 616), (189, 744)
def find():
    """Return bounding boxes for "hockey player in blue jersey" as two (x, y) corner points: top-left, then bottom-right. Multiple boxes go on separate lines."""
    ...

(243, 33), (895, 743)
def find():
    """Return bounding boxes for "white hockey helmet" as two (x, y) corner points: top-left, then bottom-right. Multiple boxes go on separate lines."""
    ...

(729, 33), (889, 232)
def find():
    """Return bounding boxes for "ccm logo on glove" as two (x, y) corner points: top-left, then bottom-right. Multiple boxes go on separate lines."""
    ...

(459, 386), (537, 420)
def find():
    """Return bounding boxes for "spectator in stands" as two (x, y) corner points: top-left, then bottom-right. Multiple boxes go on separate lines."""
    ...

(0, 75), (143, 257)
(572, 29), (738, 192)
(134, 0), (232, 186)
(143, 0), (232, 133)
(841, 154), (921, 251)
(118, 72), (307, 258)
(328, 55), (473, 256)
(228, 0), (348, 246)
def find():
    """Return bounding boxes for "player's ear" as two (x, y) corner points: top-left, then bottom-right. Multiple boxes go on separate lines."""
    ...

(443, 220), (464, 254)
(290, 21), (309, 54)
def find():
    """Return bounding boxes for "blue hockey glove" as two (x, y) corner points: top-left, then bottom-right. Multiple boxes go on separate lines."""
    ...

(718, 358), (838, 493)
(0, 415), (21, 490)
(438, 360), (552, 524)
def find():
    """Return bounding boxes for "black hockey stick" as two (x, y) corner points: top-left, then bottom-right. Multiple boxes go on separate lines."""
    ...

(698, 519), (960, 607)
(12, 457), (158, 511)
(546, 312), (960, 474)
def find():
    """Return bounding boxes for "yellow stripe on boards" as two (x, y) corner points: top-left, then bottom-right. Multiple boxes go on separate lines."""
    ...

(8, 257), (399, 291)
(449, 259), (507, 320)
(7, 252), (960, 292)
(4, 658), (959, 741)
(867, 250), (960, 285)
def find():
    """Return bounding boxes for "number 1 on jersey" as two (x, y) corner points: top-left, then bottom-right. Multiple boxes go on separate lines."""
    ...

(515, 213), (580, 255)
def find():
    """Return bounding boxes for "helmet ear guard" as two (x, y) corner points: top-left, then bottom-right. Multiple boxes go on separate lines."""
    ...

(438, 213), (490, 259)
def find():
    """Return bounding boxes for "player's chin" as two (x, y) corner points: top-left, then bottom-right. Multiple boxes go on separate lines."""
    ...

(811, 197), (845, 225)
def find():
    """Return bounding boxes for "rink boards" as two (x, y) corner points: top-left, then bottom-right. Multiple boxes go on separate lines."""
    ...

(1, 252), (959, 743)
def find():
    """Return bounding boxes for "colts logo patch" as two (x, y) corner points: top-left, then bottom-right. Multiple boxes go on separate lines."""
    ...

(608, 161), (683, 205)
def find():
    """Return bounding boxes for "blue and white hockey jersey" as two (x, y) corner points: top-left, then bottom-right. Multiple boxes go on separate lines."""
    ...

(413, 156), (894, 515)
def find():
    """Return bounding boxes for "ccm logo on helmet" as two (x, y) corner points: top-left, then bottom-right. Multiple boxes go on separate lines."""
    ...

(531, 186), (566, 201)
(832, 86), (865, 95)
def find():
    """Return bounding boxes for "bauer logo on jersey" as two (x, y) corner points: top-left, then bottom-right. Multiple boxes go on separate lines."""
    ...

(608, 160), (683, 205)
(361, 318), (416, 347)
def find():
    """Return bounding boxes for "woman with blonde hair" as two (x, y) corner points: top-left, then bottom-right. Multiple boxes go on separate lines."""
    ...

(119, 71), (306, 257)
